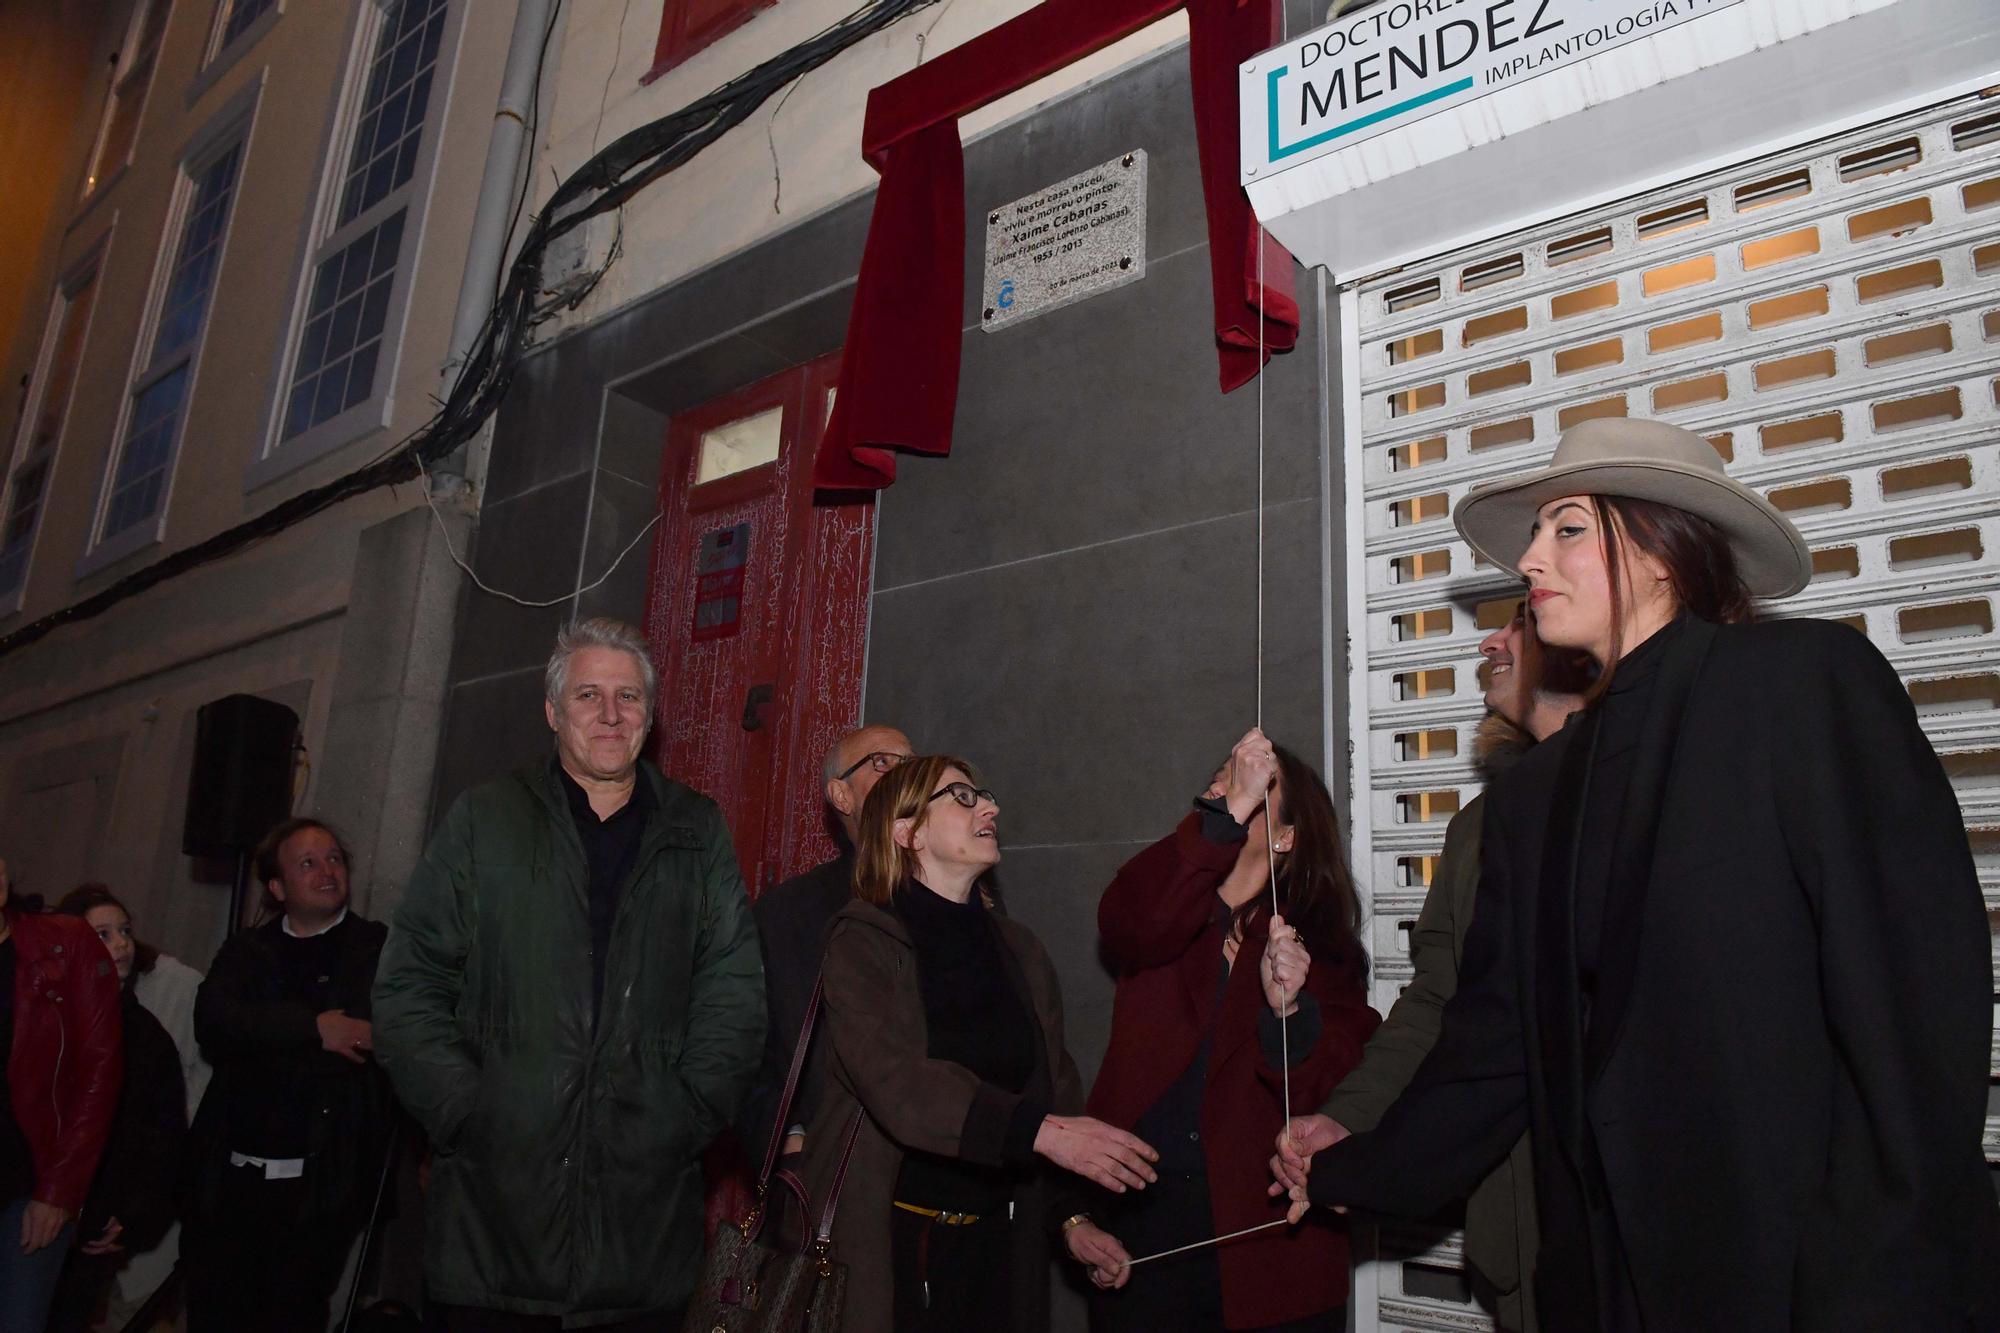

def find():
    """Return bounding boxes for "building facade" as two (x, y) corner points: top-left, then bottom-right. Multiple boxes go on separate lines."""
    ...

(439, 1), (1998, 1329)
(0, 0), (515, 975)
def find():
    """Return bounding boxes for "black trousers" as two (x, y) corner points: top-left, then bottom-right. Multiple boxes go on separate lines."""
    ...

(437, 1305), (686, 1331)
(890, 1206), (1013, 1333)
(183, 1162), (359, 1333)
(1090, 1169), (1338, 1333)
(44, 1245), (121, 1333)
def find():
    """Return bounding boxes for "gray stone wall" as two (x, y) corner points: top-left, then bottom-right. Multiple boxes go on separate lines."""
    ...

(431, 36), (1344, 1330)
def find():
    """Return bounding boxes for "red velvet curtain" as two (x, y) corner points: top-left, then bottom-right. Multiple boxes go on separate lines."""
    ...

(814, 0), (1297, 490)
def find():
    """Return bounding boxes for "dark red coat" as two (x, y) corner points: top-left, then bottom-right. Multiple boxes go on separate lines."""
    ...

(1088, 813), (1379, 1328)
(6, 907), (123, 1212)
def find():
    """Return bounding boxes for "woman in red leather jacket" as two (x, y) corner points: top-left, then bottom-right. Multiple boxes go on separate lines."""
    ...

(0, 857), (123, 1332)
(1085, 730), (1379, 1332)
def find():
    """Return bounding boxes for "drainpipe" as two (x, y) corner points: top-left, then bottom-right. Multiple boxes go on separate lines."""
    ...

(431, 0), (559, 497)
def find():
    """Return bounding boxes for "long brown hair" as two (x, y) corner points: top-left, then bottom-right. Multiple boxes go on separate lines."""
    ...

(1588, 494), (1754, 703)
(1265, 746), (1367, 979)
(852, 755), (985, 906)
(55, 883), (159, 978)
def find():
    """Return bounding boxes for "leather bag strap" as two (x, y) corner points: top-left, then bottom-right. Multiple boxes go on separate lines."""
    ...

(813, 1108), (867, 1246)
(757, 973), (825, 1185)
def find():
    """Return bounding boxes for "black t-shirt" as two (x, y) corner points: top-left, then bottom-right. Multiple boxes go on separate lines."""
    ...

(0, 937), (36, 1201)
(555, 761), (655, 1031)
(894, 883), (1041, 1212)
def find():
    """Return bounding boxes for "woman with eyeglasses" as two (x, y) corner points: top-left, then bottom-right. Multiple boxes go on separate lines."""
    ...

(1086, 729), (1378, 1332)
(796, 755), (1157, 1333)
(1275, 418), (2000, 1329)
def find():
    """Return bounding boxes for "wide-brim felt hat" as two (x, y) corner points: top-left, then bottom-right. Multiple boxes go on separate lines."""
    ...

(1451, 417), (1812, 598)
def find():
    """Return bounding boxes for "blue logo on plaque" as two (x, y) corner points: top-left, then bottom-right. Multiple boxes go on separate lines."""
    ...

(997, 279), (1015, 309)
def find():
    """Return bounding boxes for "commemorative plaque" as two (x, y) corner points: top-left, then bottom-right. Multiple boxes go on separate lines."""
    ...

(981, 150), (1147, 331)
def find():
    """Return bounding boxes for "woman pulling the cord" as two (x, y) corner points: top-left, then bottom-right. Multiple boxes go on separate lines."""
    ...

(1088, 729), (1378, 1331)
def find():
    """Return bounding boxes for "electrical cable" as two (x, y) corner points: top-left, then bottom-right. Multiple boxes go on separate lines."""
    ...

(417, 457), (661, 608)
(0, 0), (942, 660)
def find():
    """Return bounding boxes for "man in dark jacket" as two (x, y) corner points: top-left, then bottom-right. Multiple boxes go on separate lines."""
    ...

(0, 857), (123, 1332)
(739, 722), (912, 1158)
(181, 818), (395, 1333)
(373, 617), (765, 1331)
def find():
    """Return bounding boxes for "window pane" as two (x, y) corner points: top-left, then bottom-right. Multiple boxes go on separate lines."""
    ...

(87, 53), (155, 194)
(337, 0), (449, 224)
(134, 0), (172, 55)
(220, 0), (276, 50)
(104, 366), (189, 540)
(29, 271), (100, 458)
(0, 458), (52, 596)
(281, 211), (406, 440)
(153, 142), (245, 363)
(696, 407), (784, 484)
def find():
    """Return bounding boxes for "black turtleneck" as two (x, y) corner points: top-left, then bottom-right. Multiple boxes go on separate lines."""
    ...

(1574, 615), (1684, 1014)
(894, 882), (1044, 1212)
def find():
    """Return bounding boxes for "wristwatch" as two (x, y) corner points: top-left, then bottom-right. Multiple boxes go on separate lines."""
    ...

(1060, 1213), (1092, 1236)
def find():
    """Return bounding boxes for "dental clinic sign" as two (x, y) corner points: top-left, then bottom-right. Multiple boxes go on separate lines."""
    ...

(1243, 0), (1743, 178)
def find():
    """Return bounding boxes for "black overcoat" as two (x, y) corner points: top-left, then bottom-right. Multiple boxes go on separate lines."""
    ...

(1311, 616), (2000, 1330)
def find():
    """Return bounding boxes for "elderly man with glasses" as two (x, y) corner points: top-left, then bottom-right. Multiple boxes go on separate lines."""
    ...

(739, 724), (915, 1160)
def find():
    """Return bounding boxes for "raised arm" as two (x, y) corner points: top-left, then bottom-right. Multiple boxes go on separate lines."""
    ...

(1099, 728), (1276, 968)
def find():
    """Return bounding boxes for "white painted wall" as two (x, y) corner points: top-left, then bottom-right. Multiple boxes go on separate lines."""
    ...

(529, 0), (1190, 336)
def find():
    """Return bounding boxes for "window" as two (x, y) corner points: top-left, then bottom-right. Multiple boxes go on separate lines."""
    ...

(92, 132), (246, 560)
(0, 258), (104, 608)
(82, 0), (171, 199)
(216, 0), (276, 51)
(264, 0), (452, 468)
(646, 0), (779, 82)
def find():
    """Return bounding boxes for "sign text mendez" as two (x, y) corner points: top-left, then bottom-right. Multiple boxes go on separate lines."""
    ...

(1248, 0), (1743, 175)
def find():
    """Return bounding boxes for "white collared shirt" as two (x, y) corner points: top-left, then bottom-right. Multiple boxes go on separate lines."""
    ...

(281, 906), (348, 939)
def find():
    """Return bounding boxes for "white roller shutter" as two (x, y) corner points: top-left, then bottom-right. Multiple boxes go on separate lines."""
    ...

(1340, 91), (2000, 1332)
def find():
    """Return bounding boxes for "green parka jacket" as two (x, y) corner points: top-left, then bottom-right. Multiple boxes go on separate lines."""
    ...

(372, 759), (765, 1326)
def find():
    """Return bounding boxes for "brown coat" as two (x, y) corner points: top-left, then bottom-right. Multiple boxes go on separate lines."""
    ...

(795, 897), (1085, 1331)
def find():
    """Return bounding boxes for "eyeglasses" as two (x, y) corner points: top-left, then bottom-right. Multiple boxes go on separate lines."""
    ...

(928, 782), (998, 809)
(837, 751), (909, 781)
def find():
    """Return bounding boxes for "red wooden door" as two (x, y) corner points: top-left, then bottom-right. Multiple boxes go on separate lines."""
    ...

(641, 352), (873, 899)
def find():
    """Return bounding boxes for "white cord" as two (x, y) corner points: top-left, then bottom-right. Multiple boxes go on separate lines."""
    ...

(1253, 210), (1293, 1124)
(418, 459), (663, 609)
(1121, 1218), (1292, 1269)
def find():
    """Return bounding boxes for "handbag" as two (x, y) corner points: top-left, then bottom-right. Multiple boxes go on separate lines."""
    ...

(683, 975), (864, 1333)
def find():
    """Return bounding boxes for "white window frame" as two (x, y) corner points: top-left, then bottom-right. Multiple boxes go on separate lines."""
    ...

(79, 0), (172, 207)
(78, 77), (262, 579)
(187, 0), (284, 104)
(245, 0), (469, 491)
(0, 235), (114, 618)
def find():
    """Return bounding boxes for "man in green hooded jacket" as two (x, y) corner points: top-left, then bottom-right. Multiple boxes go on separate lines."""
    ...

(374, 617), (765, 1330)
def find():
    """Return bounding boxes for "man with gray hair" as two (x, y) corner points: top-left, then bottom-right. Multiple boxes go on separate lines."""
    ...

(374, 616), (764, 1331)
(739, 723), (913, 1158)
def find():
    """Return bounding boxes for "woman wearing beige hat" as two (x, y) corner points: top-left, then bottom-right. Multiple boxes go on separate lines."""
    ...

(1273, 418), (2000, 1331)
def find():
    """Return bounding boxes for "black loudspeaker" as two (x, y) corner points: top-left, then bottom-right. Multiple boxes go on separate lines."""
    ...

(181, 694), (300, 858)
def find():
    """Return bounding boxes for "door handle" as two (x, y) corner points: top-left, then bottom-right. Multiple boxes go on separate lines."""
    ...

(740, 683), (774, 732)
